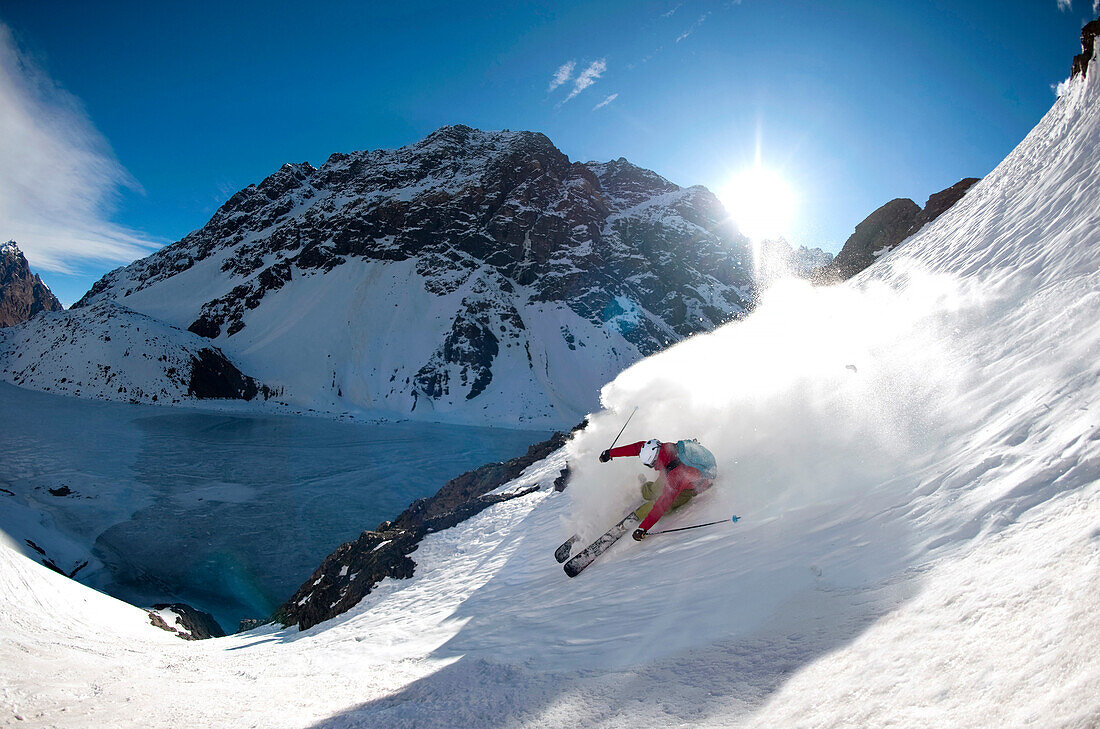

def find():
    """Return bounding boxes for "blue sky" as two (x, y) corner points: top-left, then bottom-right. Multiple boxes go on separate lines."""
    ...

(0, 0), (1093, 304)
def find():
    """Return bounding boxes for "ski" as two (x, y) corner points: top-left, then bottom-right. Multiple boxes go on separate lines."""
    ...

(563, 510), (641, 578)
(554, 534), (581, 563)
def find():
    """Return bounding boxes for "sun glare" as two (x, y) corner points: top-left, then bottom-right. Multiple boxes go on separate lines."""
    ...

(719, 166), (796, 242)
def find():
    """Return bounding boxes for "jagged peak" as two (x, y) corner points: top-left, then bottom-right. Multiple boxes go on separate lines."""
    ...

(1, 240), (22, 258)
(585, 157), (678, 189)
(318, 126), (563, 172)
(414, 124), (556, 152)
(1071, 17), (1100, 79)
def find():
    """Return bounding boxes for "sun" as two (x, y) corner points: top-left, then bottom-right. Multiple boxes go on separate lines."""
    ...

(718, 166), (796, 242)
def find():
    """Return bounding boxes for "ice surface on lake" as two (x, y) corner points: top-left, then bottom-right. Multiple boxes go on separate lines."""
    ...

(0, 383), (547, 631)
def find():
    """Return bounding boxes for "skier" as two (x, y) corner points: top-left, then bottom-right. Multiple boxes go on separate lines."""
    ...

(599, 438), (715, 541)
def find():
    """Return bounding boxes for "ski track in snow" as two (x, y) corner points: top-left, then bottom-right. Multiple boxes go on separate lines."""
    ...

(2, 46), (1100, 729)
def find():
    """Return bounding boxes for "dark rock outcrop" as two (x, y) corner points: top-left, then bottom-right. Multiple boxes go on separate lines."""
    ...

(815, 177), (979, 282)
(148, 603), (227, 640)
(274, 423), (582, 631)
(1071, 18), (1100, 79)
(188, 347), (263, 400)
(0, 241), (63, 327)
(817, 198), (921, 281)
(23, 538), (88, 578)
(912, 178), (980, 232)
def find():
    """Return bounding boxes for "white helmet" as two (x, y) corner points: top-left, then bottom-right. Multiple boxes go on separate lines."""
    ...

(640, 439), (661, 468)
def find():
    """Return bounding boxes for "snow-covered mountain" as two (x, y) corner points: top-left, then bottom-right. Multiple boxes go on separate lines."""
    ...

(75, 127), (754, 427)
(1, 23), (1097, 729)
(0, 300), (269, 404)
(0, 241), (62, 327)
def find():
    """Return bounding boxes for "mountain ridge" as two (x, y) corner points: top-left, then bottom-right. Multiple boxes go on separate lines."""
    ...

(73, 125), (756, 426)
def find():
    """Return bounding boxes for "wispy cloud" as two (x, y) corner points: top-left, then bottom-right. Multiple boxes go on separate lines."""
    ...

(1094, 0), (1098, 14)
(0, 22), (156, 275)
(563, 58), (607, 102)
(549, 60), (575, 91)
(1056, 0), (1071, 10)
(662, 2), (685, 18)
(676, 12), (712, 43)
(593, 93), (618, 110)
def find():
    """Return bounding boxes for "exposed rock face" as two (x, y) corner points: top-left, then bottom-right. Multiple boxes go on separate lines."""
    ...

(913, 178), (981, 232)
(0, 242), (62, 327)
(74, 127), (754, 426)
(188, 347), (262, 400)
(148, 603), (226, 640)
(819, 198), (921, 281)
(815, 177), (979, 282)
(274, 425), (579, 631)
(1071, 18), (1100, 79)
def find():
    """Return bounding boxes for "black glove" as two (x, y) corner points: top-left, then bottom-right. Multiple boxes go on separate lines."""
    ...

(632, 528), (647, 541)
(599, 450), (611, 463)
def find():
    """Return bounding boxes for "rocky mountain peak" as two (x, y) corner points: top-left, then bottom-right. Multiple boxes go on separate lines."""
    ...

(73, 127), (754, 426)
(0, 241), (63, 327)
(585, 157), (680, 208)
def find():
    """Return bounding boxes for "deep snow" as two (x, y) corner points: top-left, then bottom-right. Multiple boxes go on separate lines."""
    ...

(1, 44), (1099, 729)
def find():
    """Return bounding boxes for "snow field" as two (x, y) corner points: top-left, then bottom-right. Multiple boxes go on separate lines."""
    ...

(0, 300), (237, 404)
(112, 253), (653, 428)
(735, 479), (1100, 729)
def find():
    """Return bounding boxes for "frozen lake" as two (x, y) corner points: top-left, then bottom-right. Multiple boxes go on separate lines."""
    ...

(0, 383), (549, 632)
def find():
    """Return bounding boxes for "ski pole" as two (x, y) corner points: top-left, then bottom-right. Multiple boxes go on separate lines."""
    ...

(647, 515), (740, 535)
(606, 406), (638, 452)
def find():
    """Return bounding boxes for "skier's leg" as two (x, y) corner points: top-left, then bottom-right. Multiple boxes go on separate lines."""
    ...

(634, 479), (661, 520)
(669, 489), (695, 512)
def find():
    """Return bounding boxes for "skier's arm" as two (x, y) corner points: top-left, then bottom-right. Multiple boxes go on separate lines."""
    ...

(637, 483), (680, 531)
(605, 441), (644, 459)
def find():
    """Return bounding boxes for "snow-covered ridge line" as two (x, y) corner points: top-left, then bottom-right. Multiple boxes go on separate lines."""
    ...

(0, 300), (270, 404)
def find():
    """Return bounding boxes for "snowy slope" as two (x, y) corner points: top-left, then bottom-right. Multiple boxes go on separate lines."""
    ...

(2, 42), (1099, 729)
(0, 300), (265, 404)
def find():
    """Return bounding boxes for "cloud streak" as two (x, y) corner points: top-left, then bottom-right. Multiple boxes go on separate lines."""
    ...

(593, 93), (618, 110)
(549, 60), (575, 91)
(0, 22), (156, 275)
(676, 12), (712, 43)
(662, 2), (684, 18)
(564, 58), (607, 102)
